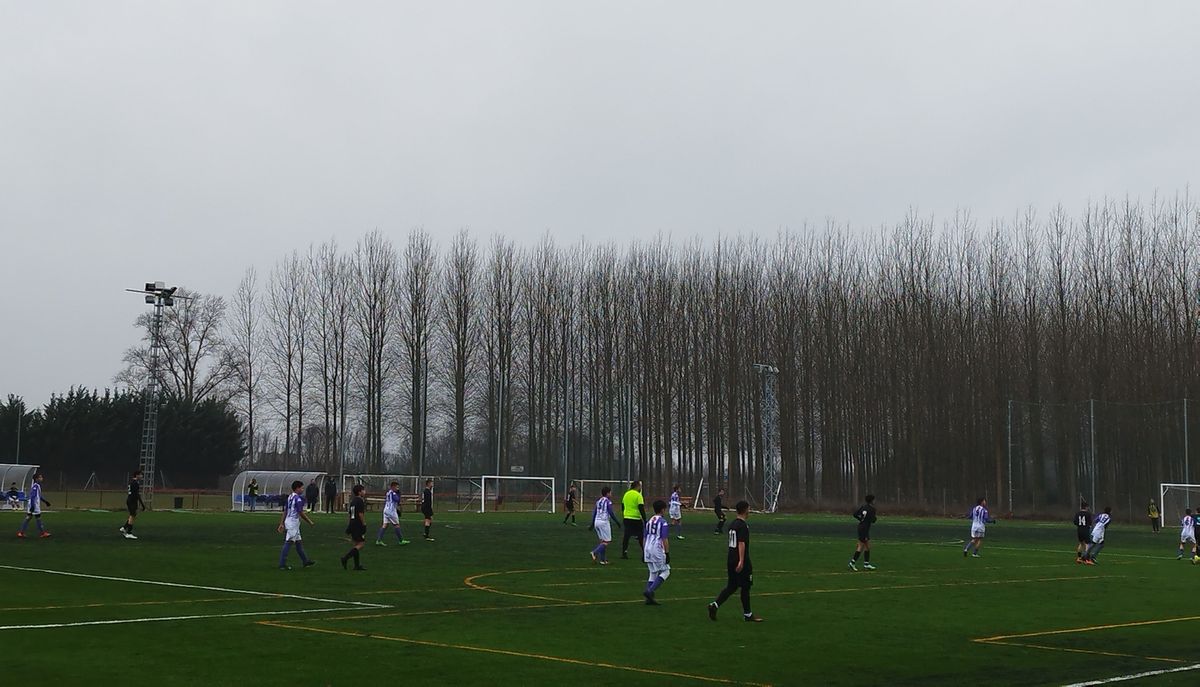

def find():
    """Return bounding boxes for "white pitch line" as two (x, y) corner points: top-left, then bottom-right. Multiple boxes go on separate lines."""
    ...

(0, 607), (348, 631)
(0, 564), (389, 609)
(1061, 662), (1200, 686)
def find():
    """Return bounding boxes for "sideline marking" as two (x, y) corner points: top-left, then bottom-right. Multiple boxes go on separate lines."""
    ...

(974, 614), (1200, 668)
(0, 607), (346, 631)
(1062, 663), (1200, 686)
(0, 564), (389, 609)
(976, 614), (1200, 643)
(259, 620), (767, 685)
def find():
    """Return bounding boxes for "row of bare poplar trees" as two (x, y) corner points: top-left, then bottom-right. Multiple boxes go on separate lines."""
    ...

(120, 196), (1200, 511)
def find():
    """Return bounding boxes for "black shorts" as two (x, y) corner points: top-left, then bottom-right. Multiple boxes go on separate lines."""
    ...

(857, 529), (871, 544)
(725, 567), (753, 589)
(715, 510), (726, 520)
(126, 499), (139, 516)
(565, 502), (575, 512)
(346, 524), (366, 542)
(1077, 527), (1091, 544)
(421, 508), (434, 519)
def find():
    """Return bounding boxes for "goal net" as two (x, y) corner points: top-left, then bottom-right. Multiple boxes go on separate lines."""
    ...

(344, 474), (423, 498)
(480, 475), (555, 513)
(571, 479), (621, 512)
(1159, 483), (1200, 529)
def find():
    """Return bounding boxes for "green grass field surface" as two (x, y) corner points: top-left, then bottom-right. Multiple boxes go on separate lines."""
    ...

(1, 507), (1197, 686)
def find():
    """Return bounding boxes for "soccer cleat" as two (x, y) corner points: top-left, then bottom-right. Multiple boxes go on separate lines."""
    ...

(676, 535), (685, 540)
(571, 522), (578, 527)
(124, 533), (138, 540)
(375, 540), (386, 547)
(424, 537), (435, 542)
(971, 553), (981, 558)
(863, 563), (876, 571)
(15, 532), (24, 539)
(643, 592), (659, 606)
(303, 561), (316, 568)
(708, 602), (718, 621)
(744, 614), (765, 623)
(591, 551), (598, 564)
(40, 532), (51, 538)
(1083, 559), (1095, 566)
(398, 540), (411, 546)
(119, 526), (126, 534)
(847, 561), (857, 571)
(279, 565), (292, 570)
(1076, 557), (1084, 564)
(1177, 554), (1184, 560)
(962, 550), (968, 557)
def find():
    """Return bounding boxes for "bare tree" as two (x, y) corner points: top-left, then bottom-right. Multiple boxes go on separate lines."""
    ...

(441, 229), (480, 478)
(351, 231), (399, 472)
(400, 229), (436, 474)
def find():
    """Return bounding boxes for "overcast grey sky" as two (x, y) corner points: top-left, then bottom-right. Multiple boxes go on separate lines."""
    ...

(1, 2), (1198, 407)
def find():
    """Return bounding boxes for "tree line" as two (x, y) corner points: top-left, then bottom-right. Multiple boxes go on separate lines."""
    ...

(0, 391), (242, 488)
(79, 195), (1200, 512)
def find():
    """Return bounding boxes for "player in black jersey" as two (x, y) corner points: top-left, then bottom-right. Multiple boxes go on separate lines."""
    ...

(708, 500), (763, 622)
(119, 470), (147, 540)
(1074, 501), (1093, 564)
(848, 494), (877, 571)
(340, 484), (368, 571)
(421, 479), (435, 541)
(712, 488), (727, 534)
(562, 484), (577, 525)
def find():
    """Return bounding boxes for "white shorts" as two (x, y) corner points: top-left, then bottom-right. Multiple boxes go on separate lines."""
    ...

(284, 520), (302, 542)
(594, 520), (612, 541)
(1091, 531), (1105, 544)
(383, 512), (399, 526)
(1182, 535), (1196, 545)
(971, 527), (985, 539)
(646, 560), (671, 580)
(668, 505), (682, 520)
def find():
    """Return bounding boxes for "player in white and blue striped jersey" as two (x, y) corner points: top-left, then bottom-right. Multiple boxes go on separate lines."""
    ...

(1176, 509), (1196, 561)
(376, 481), (410, 547)
(1083, 506), (1112, 564)
(589, 487), (621, 564)
(277, 480), (315, 569)
(17, 472), (51, 539)
(668, 484), (684, 540)
(962, 497), (994, 558)
(642, 500), (671, 605)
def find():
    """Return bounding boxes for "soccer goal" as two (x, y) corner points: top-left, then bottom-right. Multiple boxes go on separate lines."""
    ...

(571, 479), (620, 510)
(1159, 483), (1200, 529)
(345, 474), (424, 498)
(480, 475), (555, 513)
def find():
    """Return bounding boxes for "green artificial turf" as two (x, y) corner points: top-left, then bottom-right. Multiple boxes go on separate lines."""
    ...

(1, 507), (1197, 686)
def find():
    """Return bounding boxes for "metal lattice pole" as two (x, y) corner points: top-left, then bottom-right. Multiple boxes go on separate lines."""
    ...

(753, 364), (781, 513)
(138, 297), (164, 507)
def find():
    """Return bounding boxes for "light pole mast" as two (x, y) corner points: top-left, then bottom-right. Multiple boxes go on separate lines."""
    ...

(753, 363), (781, 513)
(128, 282), (181, 508)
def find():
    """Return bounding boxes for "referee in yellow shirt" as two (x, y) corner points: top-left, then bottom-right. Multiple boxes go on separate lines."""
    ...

(620, 480), (647, 559)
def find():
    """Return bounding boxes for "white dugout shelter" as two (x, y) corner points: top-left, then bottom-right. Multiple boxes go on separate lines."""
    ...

(0, 464), (39, 507)
(231, 470), (326, 511)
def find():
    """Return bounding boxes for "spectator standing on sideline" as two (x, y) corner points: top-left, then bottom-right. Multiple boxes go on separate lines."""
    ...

(323, 476), (337, 514)
(1149, 499), (1160, 533)
(246, 478), (259, 512)
(305, 480), (320, 512)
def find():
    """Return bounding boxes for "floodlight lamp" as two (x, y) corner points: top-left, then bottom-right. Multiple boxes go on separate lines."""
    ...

(145, 282), (156, 292)
(145, 295), (154, 304)
(154, 281), (165, 290)
(163, 298), (174, 307)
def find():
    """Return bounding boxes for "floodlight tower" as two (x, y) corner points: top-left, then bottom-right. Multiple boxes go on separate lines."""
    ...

(126, 282), (182, 507)
(752, 363), (782, 513)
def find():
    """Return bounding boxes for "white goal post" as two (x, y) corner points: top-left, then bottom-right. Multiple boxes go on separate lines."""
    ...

(571, 479), (620, 511)
(1159, 483), (1200, 529)
(480, 475), (556, 513)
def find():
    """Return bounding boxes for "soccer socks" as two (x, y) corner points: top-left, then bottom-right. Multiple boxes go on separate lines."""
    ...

(740, 587), (752, 615)
(649, 575), (665, 593)
(341, 547), (361, 567)
(423, 525), (431, 538)
(851, 551), (861, 562)
(377, 526), (387, 542)
(295, 542), (310, 565)
(863, 550), (870, 563)
(394, 527), (406, 542)
(279, 542), (293, 567)
(18, 516), (29, 533)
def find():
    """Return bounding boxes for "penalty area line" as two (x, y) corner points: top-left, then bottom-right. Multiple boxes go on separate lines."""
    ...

(0, 564), (389, 609)
(0, 607), (349, 631)
(1061, 663), (1200, 686)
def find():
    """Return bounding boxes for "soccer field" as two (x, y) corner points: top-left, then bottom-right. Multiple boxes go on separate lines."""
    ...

(2, 507), (1197, 686)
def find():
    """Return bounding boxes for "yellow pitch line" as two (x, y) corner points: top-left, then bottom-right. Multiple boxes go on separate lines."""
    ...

(0, 597), (240, 612)
(258, 620), (768, 686)
(464, 569), (586, 604)
(976, 614), (1200, 643)
(978, 639), (1188, 664)
(353, 588), (474, 596)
